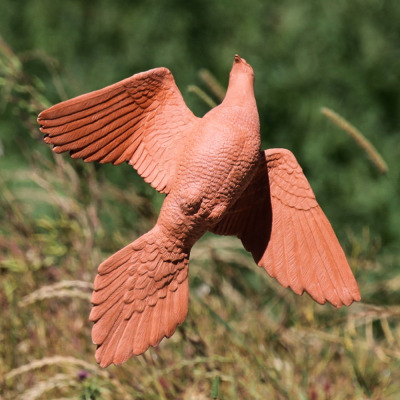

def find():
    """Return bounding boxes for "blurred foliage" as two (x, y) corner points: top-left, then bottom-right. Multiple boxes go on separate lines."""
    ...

(1, 0), (400, 399)
(0, 0), (399, 249)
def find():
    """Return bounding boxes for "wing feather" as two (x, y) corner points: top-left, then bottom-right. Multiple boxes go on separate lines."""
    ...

(38, 68), (199, 194)
(211, 148), (360, 307)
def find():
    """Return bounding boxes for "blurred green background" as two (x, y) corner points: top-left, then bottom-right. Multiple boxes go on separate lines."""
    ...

(2, 0), (399, 248)
(1, 1), (400, 399)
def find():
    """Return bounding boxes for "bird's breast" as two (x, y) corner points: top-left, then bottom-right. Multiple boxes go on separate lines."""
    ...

(172, 106), (261, 225)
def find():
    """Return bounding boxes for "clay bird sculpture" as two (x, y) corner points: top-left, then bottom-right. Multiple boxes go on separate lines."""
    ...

(38, 55), (360, 367)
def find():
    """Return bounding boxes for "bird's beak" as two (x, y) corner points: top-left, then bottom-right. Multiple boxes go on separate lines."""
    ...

(234, 54), (247, 64)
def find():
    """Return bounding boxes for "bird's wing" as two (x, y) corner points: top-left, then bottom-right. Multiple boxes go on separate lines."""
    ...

(211, 148), (360, 307)
(38, 68), (199, 194)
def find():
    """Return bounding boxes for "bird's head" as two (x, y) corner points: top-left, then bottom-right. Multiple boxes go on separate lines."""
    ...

(230, 55), (254, 78)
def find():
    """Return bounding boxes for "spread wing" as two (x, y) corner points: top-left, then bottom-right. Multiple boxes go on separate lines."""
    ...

(212, 148), (360, 307)
(38, 68), (199, 193)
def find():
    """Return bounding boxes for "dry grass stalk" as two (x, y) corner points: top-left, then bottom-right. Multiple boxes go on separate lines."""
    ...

(321, 107), (388, 174)
(6, 355), (132, 399)
(199, 69), (226, 102)
(5, 356), (104, 380)
(188, 85), (218, 108)
(347, 303), (400, 321)
(19, 373), (78, 400)
(19, 280), (93, 307)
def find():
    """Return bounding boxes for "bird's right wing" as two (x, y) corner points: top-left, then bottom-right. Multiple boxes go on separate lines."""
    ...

(38, 68), (199, 194)
(212, 148), (360, 307)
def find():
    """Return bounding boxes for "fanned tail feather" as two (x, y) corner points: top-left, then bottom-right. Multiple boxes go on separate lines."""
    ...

(90, 226), (189, 367)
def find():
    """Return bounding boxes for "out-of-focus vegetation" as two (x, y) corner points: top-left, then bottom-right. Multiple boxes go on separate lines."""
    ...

(1, 1), (399, 399)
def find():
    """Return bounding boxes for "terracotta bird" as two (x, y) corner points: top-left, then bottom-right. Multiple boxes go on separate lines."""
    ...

(38, 55), (360, 367)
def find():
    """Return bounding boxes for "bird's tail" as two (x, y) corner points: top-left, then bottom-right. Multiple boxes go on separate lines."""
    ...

(89, 225), (189, 367)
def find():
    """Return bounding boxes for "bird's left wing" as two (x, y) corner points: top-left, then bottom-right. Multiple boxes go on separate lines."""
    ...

(211, 148), (360, 307)
(38, 68), (199, 194)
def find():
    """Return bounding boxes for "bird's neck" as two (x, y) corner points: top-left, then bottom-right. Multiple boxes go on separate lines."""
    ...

(222, 74), (257, 109)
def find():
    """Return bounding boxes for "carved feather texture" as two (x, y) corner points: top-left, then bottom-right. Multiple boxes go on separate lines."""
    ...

(38, 68), (199, 193)
(38, 55), (360, 367)
(213, 148), (360, 307)
(90, 228), (189, 367)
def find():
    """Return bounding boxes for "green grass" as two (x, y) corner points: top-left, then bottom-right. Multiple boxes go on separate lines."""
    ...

(1, 35), (400, 400)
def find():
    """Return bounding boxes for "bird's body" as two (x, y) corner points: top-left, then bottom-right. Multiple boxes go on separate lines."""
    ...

(166, 104), (260, 239)
(156, 58), (261, 247)
(38, 55), (360, 367)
